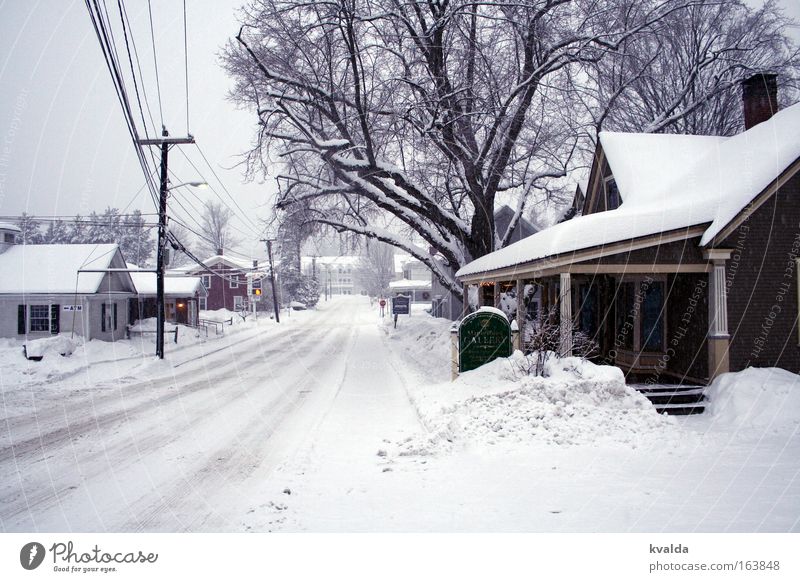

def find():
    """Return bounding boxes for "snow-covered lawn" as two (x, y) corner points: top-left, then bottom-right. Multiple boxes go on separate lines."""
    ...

(1, 298), (798, 532)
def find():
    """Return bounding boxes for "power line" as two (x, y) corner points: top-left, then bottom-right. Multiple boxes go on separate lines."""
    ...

(146, 0), (165, 126)
(85, 1), (161, 209)
(118, 0), (159, 137)
(177, 145), (263, 238)
(183, 0), (190, 135)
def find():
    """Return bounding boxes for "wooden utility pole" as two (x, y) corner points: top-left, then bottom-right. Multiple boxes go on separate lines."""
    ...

(138, 128), (195, 358)
(262, 238), (280, 323)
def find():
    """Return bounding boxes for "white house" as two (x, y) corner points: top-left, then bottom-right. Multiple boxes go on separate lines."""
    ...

(0, 232), (136, 341)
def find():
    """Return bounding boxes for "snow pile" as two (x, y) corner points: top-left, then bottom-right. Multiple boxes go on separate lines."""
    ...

(399, 353), (676, 454)
(23, 335), (79, 359)
(380, 312), (452, 383)
(705, 367), (800, 436)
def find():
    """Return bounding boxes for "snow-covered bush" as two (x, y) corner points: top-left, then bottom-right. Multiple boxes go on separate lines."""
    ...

(517, 306), (596, 377)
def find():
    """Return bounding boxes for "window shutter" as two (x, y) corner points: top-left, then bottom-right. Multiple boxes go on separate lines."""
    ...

(18, 305), (26, 335)
(113, 303), (118, 330)
(51, 305), (60, 334)
(101, 303), (106, 332)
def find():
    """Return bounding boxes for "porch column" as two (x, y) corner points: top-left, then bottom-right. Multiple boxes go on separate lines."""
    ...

(559, 272), (573, 356)
(514, 279), (525, 351)
(462, 283), (469, 316)
(478, 283), (485, 307)
(493, 282), (501, 309)
(703, 249), (733, 380)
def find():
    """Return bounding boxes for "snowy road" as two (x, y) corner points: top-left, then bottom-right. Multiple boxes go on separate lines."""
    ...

(3, 297), (799, 532)
(1, 297), (424, 531)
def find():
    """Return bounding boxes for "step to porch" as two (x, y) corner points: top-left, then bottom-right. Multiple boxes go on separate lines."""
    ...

(631, 384), (706, 415)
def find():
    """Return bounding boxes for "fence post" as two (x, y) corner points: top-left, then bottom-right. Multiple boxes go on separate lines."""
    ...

(451, 323), (459, 381)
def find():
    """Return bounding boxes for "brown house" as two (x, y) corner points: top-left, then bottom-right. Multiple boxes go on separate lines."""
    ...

(456, 75), (799, 399)
(181, 253), (268, 312)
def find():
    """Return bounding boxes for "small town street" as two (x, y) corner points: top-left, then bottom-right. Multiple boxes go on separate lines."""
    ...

(1, 297), (424, 531)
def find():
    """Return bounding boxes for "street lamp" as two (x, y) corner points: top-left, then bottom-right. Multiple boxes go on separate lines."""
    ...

(168, 181), (208, 190)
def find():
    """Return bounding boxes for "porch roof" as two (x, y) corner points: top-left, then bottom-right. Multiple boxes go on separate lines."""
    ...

(457, 101), (800, 281)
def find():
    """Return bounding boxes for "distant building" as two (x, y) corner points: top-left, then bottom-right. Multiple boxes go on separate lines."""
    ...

(301, 255), (366, 296)
(391, 254), (432, 302)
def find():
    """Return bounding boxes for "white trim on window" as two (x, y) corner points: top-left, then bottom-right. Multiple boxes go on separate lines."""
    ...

(202, 274), (212, 289)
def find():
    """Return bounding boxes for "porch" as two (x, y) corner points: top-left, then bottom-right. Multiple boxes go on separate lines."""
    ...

(460, 250), (733, 398)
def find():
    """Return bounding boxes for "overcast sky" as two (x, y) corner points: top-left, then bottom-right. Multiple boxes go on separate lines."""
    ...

(0, 0), (268, 257)
(1, 0), (798, 258)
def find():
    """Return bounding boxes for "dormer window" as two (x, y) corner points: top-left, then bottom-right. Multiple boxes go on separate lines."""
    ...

(604, 177), (621, 211)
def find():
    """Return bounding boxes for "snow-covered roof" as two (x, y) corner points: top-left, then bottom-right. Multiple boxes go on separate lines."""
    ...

(457, 102), (800, 278)
(389, 278), (432, 289)
(0, 243), (123, 294)
(301, 255), (360, 268)
(0, 222), (21, 233)
(128, 269), (206, 297)
(182, 254), (256, 273)
(394, 253), (419, 273)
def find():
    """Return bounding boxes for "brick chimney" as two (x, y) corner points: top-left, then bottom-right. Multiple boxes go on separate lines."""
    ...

(742, 73), (778, 130)
(216, 247), (223, 256)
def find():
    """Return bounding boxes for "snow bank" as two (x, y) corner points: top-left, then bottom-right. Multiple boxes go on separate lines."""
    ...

(382, 311), (677, 455)
(705, 367), (800, 435)
(23, 335), (79, 359)
(380, 311), (452, 384)
(400, 353), (676, 454)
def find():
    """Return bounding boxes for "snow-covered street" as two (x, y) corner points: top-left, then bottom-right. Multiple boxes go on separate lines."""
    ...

(2, 297), (799, 532)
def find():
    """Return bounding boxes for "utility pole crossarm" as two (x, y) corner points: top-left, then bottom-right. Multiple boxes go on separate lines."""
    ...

(138, 128), (196, 359)
(137, 136), (195, 146)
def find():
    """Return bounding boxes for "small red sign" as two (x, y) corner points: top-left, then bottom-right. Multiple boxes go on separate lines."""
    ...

(379, 299), (386, 307)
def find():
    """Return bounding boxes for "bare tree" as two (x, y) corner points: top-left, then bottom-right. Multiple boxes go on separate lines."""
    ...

(356, 241), (396, 297)
(574, 0), (799, 136)
(198, 201), (241, 257)
(224, 0), (798, 298)
(166, 222), (195, 268)
(224, 0), (711, 299)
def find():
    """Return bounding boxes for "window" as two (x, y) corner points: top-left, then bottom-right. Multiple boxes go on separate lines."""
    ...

(234, 295), (244, 311)
(615, 282), (636, 350)
(3, 232), (14, 243)
(199, 297), (207, 311)
(229, 276), (239, 289)
(202, 274), (212, 289)
(604, 177), (621, 211)
(101, 302), (118, 333)
(578, 283), (598, 337)
(614, 278), (665, 353)
(29, 305), (51, 332)
(641, 281), (665, 352)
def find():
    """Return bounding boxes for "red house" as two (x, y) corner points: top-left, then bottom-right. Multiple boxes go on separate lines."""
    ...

(181, 253), (259, 312)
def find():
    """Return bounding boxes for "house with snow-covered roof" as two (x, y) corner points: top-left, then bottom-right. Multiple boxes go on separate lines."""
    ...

(0, 236), (136, 341)
(179, 251), (264, 312)
(128, 266), (206, 327)
(456, 73), (800, 396)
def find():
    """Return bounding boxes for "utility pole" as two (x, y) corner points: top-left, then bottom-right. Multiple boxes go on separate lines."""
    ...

(139, 128), (195, 358)
(262, 238), (280, 323)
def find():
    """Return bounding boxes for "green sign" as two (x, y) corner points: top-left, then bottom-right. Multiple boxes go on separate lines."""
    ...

(458, 309), (512, 373)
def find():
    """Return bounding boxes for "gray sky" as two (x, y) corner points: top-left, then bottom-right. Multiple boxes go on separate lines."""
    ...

(0, 0), (269, 257)
(1, 0), (798, 258)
